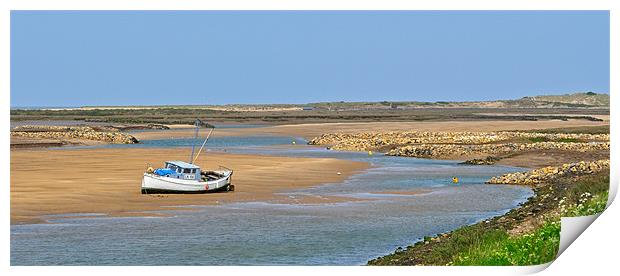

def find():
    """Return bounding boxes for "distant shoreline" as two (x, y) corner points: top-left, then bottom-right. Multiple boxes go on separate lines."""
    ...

(10, 92), (611, 111)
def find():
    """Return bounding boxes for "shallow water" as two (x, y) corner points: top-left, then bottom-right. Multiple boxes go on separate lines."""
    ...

(72, 135), (307, 150)
(11, 133), (532, 265)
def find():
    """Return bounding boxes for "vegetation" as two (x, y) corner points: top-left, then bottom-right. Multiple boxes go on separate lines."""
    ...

(451, 221), (560, 266)
(10, 92), (608, 125)
(309, 92), (609, 109)
(11, 107), (608, 126)
(451, 191), (607, 266)
(523, 125), (609, 135)
(527, 137), (581, 143)
(528, 92), (610, 107)
(368, 171), (609, 266)
(555, 137), (580, 143)
(528, 137), (550, 143)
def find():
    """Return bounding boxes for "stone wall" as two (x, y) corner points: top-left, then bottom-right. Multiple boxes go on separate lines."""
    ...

(487, 159), (610, 185)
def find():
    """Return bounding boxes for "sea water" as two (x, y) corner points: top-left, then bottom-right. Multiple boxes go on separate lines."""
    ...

(11, 135), (532, 265)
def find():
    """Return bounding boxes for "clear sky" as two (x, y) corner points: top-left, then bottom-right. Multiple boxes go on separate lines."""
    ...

(10, 11), (609, 107)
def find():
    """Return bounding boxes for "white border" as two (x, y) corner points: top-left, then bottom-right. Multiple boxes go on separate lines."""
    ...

(2, 1), (617, 276)
(0, 0), (617, 10)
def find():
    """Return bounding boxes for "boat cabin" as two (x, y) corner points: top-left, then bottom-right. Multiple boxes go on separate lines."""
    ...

(154, 160), (201, 181)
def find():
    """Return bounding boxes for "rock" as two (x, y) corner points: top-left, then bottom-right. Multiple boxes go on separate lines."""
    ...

(308, 131), (608, 158)
(486, 159), (609, 185)
(386, 142), (608, 159)
(460, 156), (500, 165)
(11, 125), (139, 144)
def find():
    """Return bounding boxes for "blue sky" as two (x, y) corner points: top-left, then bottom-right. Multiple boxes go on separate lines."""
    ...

(11, 11), (609, 107)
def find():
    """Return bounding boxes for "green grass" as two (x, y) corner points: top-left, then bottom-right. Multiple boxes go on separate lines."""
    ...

(416, 224), (499, 264)
(562, 191), (608, 217)
(565, 173), (610, 205)
(527, 137), (582, 143)
(451, 221), (560, 266)
(528, 137), (550, 143)
(451, 190), (608, 266)
(523, 125), (609, 135)
(555, 137), (580, 143)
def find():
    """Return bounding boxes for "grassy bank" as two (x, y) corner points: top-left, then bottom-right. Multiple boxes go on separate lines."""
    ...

(368, 171), (609, 266)
(450, 191), (607, 266)
(10, 107), (608, 125)
(523, 125), (610, 135)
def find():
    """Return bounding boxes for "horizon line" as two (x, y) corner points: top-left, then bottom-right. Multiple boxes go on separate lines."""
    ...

(9, 91), (610, 109)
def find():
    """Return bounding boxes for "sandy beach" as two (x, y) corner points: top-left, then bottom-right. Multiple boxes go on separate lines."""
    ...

(10, 148), (369, 224)
(132, 119), (609, 140)
(11, 119), (609, 225)
(10, 118), (609, 225)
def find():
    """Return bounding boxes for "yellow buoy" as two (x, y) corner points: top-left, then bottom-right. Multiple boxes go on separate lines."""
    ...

(452, 177), (459, 184)
(368, 151), (373, 156)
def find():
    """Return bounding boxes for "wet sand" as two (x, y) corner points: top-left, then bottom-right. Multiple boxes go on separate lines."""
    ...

(10, 148), (369, 224)
(10, 120), (609, 224)
(132, 120), (609, 140)
(10, 136), (108, 149)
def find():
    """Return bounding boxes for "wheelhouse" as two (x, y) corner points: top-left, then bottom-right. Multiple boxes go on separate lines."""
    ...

(155, 160), (201, 180)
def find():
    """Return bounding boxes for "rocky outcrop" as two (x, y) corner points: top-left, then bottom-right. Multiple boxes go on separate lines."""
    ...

(486, 159), (610, 185)
(11, 125), (139, 144)
(460, 156), (500, 165)
(308, 131), (609, 160)
(308, 131), (609, 152)
(113, 124), (170, 131)
(386, 141), (609, 158)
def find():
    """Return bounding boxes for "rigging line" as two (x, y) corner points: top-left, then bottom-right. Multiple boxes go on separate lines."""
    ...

(192, 127), (214, 164)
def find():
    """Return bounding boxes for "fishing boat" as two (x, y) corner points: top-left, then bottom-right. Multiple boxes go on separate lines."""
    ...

(141, 119), (234, 194)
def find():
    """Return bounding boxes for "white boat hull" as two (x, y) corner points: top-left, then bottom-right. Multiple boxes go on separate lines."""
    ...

(141, 170), (232, 194)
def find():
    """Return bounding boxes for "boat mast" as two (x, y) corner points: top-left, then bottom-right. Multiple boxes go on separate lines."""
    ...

(189, 119), (200, 164)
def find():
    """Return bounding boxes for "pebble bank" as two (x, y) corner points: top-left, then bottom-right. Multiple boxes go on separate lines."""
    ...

(11, 125), (139, 144)
(308, 131), (609, 159)
(386, 142), (609, 158)
(487, 159), (610, 185)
